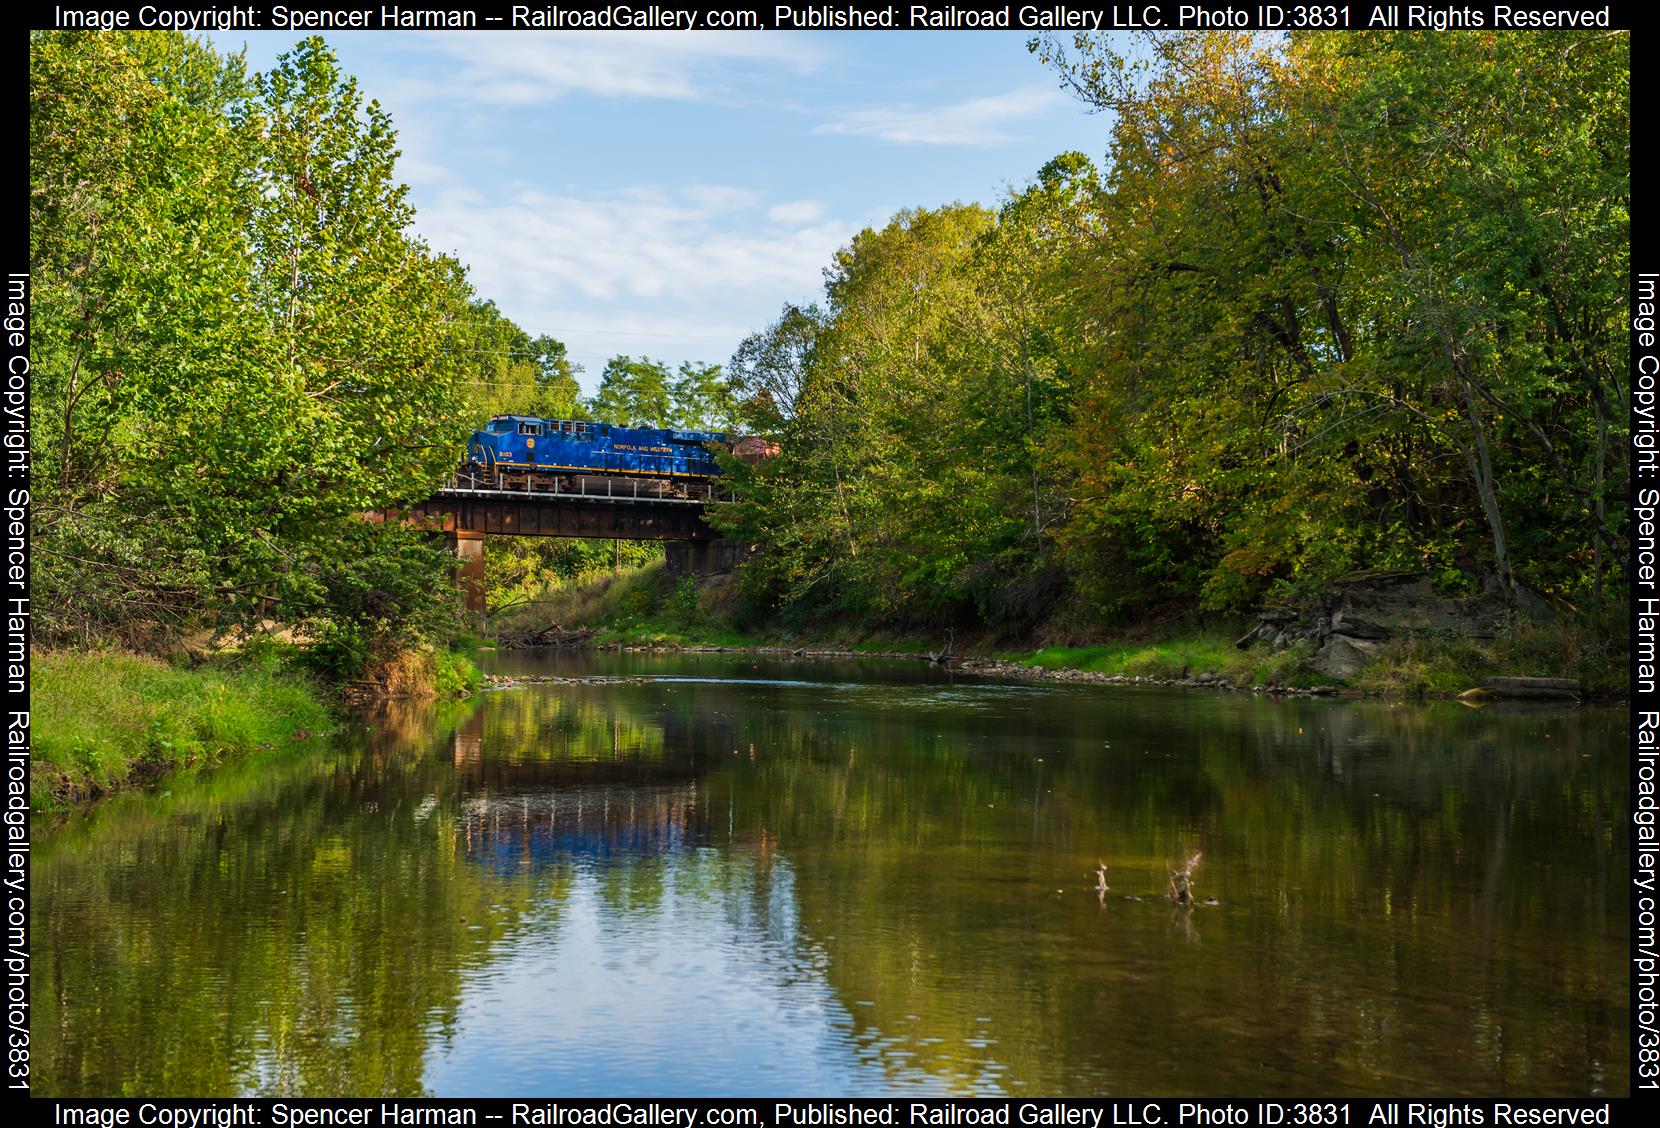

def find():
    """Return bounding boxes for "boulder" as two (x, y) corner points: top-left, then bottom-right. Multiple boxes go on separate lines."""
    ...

(1241, 570), (1516, 679)
(1311, 633), (1383, 679)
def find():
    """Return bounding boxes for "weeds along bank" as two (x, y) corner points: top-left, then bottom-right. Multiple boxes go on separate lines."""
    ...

(487, 560), (1626, 701)
(31, 645), (480, 810)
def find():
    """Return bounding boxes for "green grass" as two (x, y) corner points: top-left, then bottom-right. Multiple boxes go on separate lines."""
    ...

(1009, 635), (1331, 688)
(433, 647), (483, 697)
(32, 649), (337, 810)
(486, 561), (1628, 700)
(1345, 614), (1628, 698)
(1343, 636), (1490, 698)
(491, 561), (770, 650)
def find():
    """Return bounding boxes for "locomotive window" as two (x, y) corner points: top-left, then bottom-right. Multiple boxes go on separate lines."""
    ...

(517, 422), (543, 437)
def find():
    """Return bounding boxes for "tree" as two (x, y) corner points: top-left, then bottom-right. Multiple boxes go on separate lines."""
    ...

(238, 36), (470, 515)
(30, 33), (480, 662)
(668, 362), (739, 431)
(30, 31), (264, 643)
(728, 303), (827, 428)
(591, 355), (673, 426)
(452, 301), (584, 421)
(716, 205), (1020, 625)
(1031, 29), (1628, 608)
(527, 335), (585, 419)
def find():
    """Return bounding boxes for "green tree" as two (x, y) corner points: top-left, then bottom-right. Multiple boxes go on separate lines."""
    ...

(30, 31), (264, 642)
(527, 334), (585, 419)
(716, 205), (1013, 624)
(1031, 30), (1628, 610)
(30, 33), (481, 664)
(452, 301), (584, 422)
(668, 361), (739, 431)
(728, 303), (827, 429)
(591, 355), (673, 426)
(237, 36), (469, 514)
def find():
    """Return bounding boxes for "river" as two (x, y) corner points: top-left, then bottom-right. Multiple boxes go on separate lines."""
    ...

(32, 651), (1629, 1096)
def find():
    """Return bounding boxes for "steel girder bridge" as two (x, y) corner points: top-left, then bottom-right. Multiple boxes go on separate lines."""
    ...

(374, 473), (744, 614)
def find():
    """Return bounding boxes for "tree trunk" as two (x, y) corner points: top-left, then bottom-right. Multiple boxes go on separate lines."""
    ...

(1461, 379), (1516, 597)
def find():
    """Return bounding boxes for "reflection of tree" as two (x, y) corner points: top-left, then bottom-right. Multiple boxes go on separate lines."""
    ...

(451, 689), (677, 788)
(447, 675), (1628, 1095)
(33, 698), (545, 1097)
(505, 676), (1626, 1096)
(782, 695), (1628, 1096)
(36, 670), (1628, 1097)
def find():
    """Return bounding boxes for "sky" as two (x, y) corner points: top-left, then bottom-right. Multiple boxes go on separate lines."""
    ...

(210, 30), (1120, 394)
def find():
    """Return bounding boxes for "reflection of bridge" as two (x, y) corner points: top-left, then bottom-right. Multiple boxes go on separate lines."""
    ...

(376, 472), (747, 613)
(457, 783), (709, 874)
(448, 707), (713, 870)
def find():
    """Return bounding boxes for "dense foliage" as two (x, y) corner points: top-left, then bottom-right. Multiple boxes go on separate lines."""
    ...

(27, 33), (741, 660)
(716, 30), (1629, 635)
(31, 30), (1629, 659)
(30, 33), (477, 665)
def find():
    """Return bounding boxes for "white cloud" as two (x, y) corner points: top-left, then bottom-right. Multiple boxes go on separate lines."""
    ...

(422, 182), (849, 304)
(414, 32), (830, 105)
(814, 87), (1065, 145)
(766, 199), (826, 226)
(414, 183), (857, 387)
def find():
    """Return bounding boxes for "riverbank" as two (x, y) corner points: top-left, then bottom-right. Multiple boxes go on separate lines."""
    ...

(32, 644), (484, 810)
(31, 649), (337, 810)
(487, 563), (1624, 700)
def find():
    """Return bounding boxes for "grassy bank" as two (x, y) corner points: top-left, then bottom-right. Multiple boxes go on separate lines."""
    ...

(492, 560), (764, 649)
(1012, 637), (1328, 689)
(35, 640), (484, 810)
(1344, 614), (1627, 698)
(487, 562), (1627, 700)
(492, 560), (963, 654)
(1003, 619), (1623, 698)
(32, 649), (339, 810)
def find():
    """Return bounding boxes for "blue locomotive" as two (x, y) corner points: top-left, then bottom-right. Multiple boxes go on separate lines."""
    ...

(464, 415), (730, 498)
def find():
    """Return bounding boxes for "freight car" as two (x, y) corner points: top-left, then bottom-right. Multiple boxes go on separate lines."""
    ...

(462, 414), (731, 499)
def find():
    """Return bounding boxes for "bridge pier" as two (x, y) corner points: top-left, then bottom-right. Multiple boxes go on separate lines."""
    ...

(448, 529), (487, 620)
(380, 485), (742, 615)
(664, 539), (748, 576)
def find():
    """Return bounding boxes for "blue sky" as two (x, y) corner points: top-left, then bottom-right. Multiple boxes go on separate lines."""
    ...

(212, 30), (1120, 393)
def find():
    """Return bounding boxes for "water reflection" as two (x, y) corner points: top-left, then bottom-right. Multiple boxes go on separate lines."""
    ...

(33, 654), (1628, 1096)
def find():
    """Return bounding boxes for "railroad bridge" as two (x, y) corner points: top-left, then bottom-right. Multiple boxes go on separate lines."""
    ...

(373, 471), (745, 614)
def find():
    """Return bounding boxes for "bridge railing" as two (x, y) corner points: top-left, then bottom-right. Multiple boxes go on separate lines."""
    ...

(443, 466), (736, 504)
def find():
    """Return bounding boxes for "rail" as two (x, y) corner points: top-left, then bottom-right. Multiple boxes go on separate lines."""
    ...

(442, 467), (735, 505)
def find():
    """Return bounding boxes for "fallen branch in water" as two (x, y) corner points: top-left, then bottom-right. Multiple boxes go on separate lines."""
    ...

(1168, 851), (1202, 905)
(497, 625), (600, 649)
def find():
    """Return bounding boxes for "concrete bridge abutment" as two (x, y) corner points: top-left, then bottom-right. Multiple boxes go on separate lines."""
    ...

(664, 539), (749, 577)
(447, 528), (487, 619)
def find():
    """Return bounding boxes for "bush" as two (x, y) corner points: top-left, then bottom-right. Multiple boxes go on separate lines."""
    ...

(433, 648), (482, 697)
(665, 576), (703, 632)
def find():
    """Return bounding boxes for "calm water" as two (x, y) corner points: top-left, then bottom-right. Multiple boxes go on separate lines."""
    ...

(33, 652), (1628, 1096)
